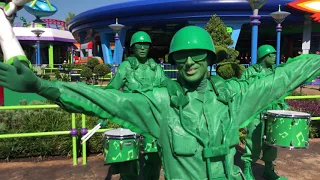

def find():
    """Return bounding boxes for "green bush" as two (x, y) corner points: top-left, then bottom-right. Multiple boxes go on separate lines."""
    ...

(216, 62), (245, 79)
(87, 58), (100, 70)
(0, 100), (120, 160)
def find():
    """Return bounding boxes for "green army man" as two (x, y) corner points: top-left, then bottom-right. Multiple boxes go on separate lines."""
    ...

(103, 31), (166, 180)
(1, 26), (320, 179)
(240, 45), (288, 180)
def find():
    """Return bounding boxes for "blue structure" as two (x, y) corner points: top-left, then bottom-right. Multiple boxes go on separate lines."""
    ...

(276, 25), (282, 66)
(68, 0), (310, 65)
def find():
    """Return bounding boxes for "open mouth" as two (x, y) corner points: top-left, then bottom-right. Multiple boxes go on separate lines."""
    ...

(187, 68), (198, 75)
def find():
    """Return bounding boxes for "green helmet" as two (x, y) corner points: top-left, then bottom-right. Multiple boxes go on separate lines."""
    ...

(168, 26), (216, 65)
(130, 31), (152, 47)
(257, 45), (276, 61)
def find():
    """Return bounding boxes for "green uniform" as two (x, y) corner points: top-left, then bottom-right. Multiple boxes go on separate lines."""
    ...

(107, 56), (166, 180)
(34, 54), (320, 180)
(240, 64), (288, 163)
(108, 56), (166, 92)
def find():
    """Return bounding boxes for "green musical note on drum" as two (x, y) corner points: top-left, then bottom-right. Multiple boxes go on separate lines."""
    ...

(280, 118), (284, 124)
(113, 141), (120, 149)
(127, 150), (134, 160)
(296, 132), (305, 146)
(112, 153), (122, 161)
(279, 132), (289, 138)
(145, 143), (152, 152)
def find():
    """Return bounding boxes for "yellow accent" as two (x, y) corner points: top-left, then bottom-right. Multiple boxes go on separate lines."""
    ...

(298, 1), (320, 12)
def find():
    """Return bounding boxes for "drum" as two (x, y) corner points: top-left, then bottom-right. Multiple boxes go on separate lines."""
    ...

(103, 128), (140, 164)
(264, 110), (311, 149)
(141, 135), (158, 153)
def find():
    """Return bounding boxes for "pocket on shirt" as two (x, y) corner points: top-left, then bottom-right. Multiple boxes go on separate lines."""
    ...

(169, 124), (198, 156)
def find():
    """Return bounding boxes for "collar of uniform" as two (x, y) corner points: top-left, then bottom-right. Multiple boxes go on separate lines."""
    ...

(129, 56), (157, 70)
(184, 79), (214, 103)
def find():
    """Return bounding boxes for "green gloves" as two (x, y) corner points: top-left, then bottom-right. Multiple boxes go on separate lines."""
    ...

(0, 59), (41, 93)
(98, 119), (108, 128)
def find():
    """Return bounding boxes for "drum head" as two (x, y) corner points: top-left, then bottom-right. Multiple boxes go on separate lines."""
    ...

(267, 110), (310, 118)
(104, 128), (137, 138)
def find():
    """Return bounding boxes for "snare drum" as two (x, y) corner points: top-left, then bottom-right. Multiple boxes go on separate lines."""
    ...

(141, 135), (158, 153)
(264, 110), (311, 149)
(103, 128), (140, 164)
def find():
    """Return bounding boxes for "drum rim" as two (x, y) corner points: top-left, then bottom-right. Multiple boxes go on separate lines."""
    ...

(264, 141), (309, 149)
(266, 110), (311, 119)
(104, 134), (140, 139)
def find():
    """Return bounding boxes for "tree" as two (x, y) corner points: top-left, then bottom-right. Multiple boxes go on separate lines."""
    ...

(65, 12), (76, 26)
(80, 67), (93, 84)
(87, 58), (100, 70)
(205, 15), (239, 62)
(93, 64), (111, 85)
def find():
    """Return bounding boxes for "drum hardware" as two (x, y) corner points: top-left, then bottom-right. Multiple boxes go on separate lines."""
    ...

(263, 115), (268, 120)
(305, 141), (309, 147)
(120, 137), (123, 150)
(152, 139), (155, 147)
(263, 135), (267, 141)
(133, 134), (137, 148)
(307, 118), (311, 125)
(106, 137), (110, 149)
(289, 141), (294, 150)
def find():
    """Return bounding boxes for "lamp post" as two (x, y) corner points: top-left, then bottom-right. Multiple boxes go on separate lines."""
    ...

(247, 0), (267, 65)
(31, 29), (45, 66)
(270, 5), (291, 66)
(109, 18), (124, 73)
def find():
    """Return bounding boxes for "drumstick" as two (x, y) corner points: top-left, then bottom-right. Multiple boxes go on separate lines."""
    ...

(81, 125), (101, 144)
(81, 124), (101, 141)
(81, 124), (101, 140)
(81, 124), (101, 143)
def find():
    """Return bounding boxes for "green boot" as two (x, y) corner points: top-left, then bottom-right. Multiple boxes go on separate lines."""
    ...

(243, 161), (255, 180)
(262, 161), (287, 180)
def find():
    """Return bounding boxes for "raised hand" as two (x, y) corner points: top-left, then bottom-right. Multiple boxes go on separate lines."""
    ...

(0, 58), (41, 92)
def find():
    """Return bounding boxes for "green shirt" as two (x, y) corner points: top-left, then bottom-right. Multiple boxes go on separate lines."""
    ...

(37, 54), (320, 179)
(107, 56), (167, 92)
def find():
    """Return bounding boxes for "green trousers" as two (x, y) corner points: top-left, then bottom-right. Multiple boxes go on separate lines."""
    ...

(106, 161), (139, 180)
(141, 152), (162, 180)
(241, 116), (277, 163)
(106, 152), (162, 180)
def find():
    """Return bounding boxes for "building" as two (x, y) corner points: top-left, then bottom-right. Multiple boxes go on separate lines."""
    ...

(66, 0), (320, 65)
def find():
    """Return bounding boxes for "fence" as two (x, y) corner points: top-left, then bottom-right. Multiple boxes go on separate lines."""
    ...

(0, 95), (320, 165)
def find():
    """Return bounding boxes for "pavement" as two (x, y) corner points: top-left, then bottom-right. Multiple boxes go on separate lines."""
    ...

(0, 139), (320, 180)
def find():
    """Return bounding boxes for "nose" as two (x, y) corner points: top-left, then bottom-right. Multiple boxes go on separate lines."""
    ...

(186, 56), (195, 66)
(141, 45), (145, 50)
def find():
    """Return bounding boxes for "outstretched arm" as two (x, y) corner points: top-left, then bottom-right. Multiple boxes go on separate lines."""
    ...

(0, 59), (163, 138)
(229, 54), (320, 127)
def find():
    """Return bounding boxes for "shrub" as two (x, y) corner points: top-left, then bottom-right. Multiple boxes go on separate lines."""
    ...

(87, 58), (100, 70)
(216, 62), (244, 79)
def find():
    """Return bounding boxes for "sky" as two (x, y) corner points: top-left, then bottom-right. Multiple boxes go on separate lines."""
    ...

(16, 0), (135, 23)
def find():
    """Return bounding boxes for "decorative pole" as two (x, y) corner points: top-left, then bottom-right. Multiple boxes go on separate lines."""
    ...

(247, 0), (267, 64)
(270, 5), (291, 66)
(108, 18), (125, 74)
(31, 29), (45, 74)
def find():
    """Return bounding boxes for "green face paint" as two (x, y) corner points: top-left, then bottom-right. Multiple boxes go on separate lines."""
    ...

(133, 42), (150, 61)
(174, 50), (208, 83)
(264, 53), (276, 67)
